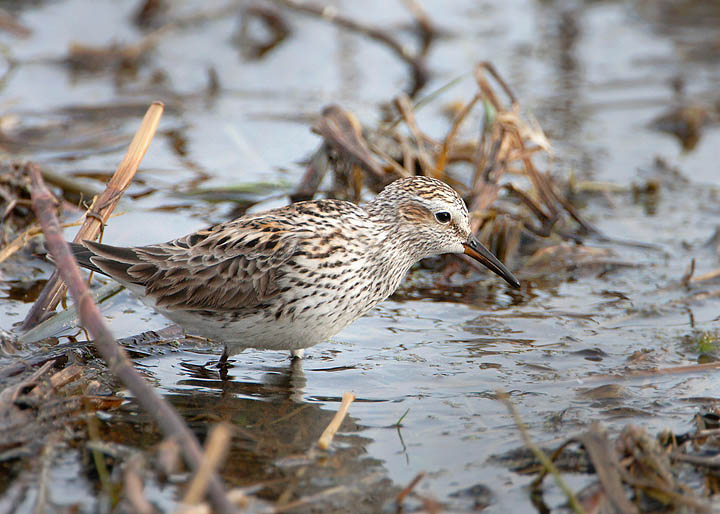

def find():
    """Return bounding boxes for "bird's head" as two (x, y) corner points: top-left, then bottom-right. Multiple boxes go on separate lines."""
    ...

(368, 176), (520, 289)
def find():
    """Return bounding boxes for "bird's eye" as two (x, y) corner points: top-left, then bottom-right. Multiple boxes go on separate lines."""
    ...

(435, 211), (451, 224)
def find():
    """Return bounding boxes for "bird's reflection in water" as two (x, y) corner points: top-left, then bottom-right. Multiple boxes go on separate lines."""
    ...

(176, 357), (307, 402)
(159, 357), (397, 510)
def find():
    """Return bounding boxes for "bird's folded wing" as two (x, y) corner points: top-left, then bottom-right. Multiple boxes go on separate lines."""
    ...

(84, 216), (309, 311)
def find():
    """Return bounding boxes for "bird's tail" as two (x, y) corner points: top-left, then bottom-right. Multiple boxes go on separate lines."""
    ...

(49, 242), (108, 276)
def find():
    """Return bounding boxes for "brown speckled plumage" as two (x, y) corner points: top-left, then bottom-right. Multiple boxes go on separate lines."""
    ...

(70, 176), (519, 359)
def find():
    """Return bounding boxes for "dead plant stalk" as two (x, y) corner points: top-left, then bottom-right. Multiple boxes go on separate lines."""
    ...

(183, 423), (237, 507)
(498, 390), (586, 514)
(317, 392), (355, 449)
(22, 101), (164, 330)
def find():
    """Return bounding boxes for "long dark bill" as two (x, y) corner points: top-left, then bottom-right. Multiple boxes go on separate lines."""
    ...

(463, 235), (521, 289)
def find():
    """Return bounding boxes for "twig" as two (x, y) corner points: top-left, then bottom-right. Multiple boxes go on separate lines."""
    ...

(183, 423), (237, 506)
(27, 164), (236, 514)
(367, 139), (412, 178)
(498, 390), (585, 514)
(576, 424), (638, 514)
(33, 433), (60, 514)
(0, 217), (88, 265)
(40, 167), (103, 200)
(124, 454), (154, 514)
(690, 267), (720, 283)
(395, 471), (426, 508)
(400, 0), (436, 56)
(271, 0), (428, 96)
(587, 360), (720, 381)
(395, 94), (437, 177)
(475, 62), (517, 106)
(435, 92), (481, 174)
(317, 392), (355, 449)
(671, 453), (720, 468)
(270, 473), (381, 513)
(504, 183), (553, 224)
(0, 223), (41, 264)
(682, 258), (696, 287)
(545, 177), (599, 235)
(22, 101), (164, 330)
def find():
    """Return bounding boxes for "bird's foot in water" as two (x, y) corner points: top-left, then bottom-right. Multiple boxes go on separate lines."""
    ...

(214, 346), (234, 373)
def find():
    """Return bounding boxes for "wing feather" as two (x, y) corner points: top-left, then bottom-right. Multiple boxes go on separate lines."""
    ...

(81, 214), (310, 312)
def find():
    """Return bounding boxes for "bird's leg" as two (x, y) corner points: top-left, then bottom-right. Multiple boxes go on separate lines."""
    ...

(215, 345), (230, 369)
(290, 349), (305, 360)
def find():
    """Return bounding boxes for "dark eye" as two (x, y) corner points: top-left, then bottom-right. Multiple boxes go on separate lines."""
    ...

(435, 211), (451, 224)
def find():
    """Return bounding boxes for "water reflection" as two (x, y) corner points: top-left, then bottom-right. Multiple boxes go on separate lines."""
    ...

(177, 358), (308, 403)
(155, 356), (398, 508)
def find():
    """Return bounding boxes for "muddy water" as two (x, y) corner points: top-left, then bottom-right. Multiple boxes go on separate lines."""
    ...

(2, 0), (720, 512)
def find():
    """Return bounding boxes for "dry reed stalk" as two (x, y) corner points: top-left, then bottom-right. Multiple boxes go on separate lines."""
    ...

(27, 164), (236, 514)
(509, 130), (557, 217)
(0, 223), (40, 263)
(22, 101), (164, 330)
(498, 390), (586, 514)
(572, 425), (639, 514)
(182, 423), (237, 506)
(690, 267), (720, 283)
(270, 0), (428, 97)
(124, 455), (154, 514)
(400, 0), (435, 56)
(465, 60), (601, 262)
(470, 66), (520, 220)
(317, 392), (355, 450)
(394, 94), (437, 177)
(0, 213), (117, 265)
(366, 137), (412, 178)
(395, 471), (426, 507)
(435, 92), (481, 173)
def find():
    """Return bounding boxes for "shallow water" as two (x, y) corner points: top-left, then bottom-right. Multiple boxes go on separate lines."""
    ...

(2, 0), (720, 512)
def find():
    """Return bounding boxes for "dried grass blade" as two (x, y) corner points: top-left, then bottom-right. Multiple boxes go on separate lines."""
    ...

(395, 94), (437, 178)
(22, 101), (164, 330)
(317, 392), (355, 450)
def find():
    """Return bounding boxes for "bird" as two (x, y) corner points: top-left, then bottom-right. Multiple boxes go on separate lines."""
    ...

(68, 176), (520, 363)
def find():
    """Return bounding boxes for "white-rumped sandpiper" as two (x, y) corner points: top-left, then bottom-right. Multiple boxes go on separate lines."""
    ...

(69, 176), (520, 361)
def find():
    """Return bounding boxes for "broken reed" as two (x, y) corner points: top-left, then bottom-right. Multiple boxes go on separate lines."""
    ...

(22, 101), (164, 330)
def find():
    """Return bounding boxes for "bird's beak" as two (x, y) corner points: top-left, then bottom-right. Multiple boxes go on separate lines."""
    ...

(463, 234), (521, 289)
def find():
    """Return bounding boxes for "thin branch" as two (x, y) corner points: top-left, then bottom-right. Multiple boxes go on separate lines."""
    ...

(395, 94), (437, 177)
(271, 0), (428, 97)
(317, 392), (355, 449)
(435, 93), (481, 173)
(400, 0), (436, 56)
(395, 471), (426, 507)
(498, 390), (585, 514)
(690, 267), (720, 283)
(183, 423), (237, 506)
